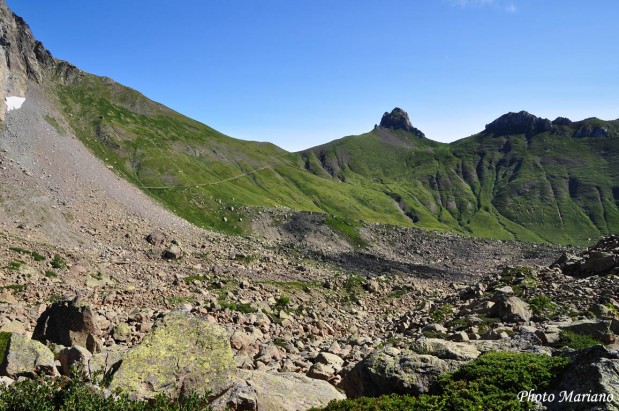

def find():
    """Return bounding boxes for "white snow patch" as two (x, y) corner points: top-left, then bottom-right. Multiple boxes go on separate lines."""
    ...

(5, 96), (26, 112)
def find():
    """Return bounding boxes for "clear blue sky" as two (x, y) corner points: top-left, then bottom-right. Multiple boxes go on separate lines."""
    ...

(8, 0), (619, 151)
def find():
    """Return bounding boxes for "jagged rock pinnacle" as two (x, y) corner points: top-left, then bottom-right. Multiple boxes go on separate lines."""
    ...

(379, 108), (425, 138)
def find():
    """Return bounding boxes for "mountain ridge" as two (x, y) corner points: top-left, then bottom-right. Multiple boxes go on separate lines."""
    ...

(2, 0), (619, 245)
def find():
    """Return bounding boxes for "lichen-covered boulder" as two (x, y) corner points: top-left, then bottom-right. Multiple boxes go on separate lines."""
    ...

(211, 370), (345, 411)
(341, 347), (459, 399)
(0, 332), (58, 378)
(88, 347), (124, 380)
(109, 311), (234, 400)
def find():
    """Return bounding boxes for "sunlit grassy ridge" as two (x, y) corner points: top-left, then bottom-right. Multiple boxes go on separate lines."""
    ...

(53, 73), (619, 245)
(54, 74), (413, 236)
(308, 119), (619, 245)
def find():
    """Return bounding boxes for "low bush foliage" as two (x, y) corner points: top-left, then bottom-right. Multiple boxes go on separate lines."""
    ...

(555, 330), (603, 350)
(0, 374), (211, 411)
(315, 351), (570, 411)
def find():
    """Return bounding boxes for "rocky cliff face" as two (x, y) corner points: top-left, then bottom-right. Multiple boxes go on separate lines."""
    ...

(379, 107), (426, 138)
(484, 110), (552, 135)
(0, 0), (54, 119)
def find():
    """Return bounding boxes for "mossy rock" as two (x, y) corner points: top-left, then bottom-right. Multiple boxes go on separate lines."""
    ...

(109, 311), (234, 400)
(0, 332), (11, 364)
(0, 333), (57, 378)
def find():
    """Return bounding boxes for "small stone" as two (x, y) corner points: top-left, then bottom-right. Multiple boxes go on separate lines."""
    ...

(112, 323), (132, 342)
(162, 245), (182, 260)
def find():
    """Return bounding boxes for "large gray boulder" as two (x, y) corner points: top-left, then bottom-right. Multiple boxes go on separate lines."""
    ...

(553, 235), (619, 278)
(88, 348), (124, 380)
(546, 346), (619, 410)
(109, 311), (234, 400)
(410, 337), (481, 361)
(211, 370), (345, 411)
(488, 296), (532, 323)
(0, 332), (57, 378)
(556, 319), (613, 342)
(32, 299), (101, 353)
(341, 347), (459, 398)
(58, 346), (92, 376)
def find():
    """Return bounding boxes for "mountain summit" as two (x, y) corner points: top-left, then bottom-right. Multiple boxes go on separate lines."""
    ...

(484, 110), (552, 135)
(379, 107), (425, 138)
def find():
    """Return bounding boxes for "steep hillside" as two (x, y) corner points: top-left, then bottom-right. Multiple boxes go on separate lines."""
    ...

(51, 77), (619, 245)
(52, 74), (416, 235)
(307, 109), (619, 245)
(3, 0), (618, 246)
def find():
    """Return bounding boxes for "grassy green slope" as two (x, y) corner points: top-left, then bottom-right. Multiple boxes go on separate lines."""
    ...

(52, 72), (619, 245)
(307, 118), (619, 245)
(53, 74), (412, 234)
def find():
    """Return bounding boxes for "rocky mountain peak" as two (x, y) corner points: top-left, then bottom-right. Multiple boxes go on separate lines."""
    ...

(379, 107), (425, 138)
(485, 110), (552, 135)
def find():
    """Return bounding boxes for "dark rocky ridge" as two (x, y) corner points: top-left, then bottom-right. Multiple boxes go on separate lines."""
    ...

(485, 110), (552, 135)
(0, 0), (79, 117)
(379, 107), (426, 138)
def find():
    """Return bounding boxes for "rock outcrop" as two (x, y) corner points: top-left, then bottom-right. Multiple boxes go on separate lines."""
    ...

(485, 111), (552, 135)
(574, 120), (611, 138)
(212, 370), (345, 411)
(0, 332), (57, 378)
(379, 107), (426, 137)
(552, 117), (572, 125)
(32, 299), (101, 354)
(488, 296), (532, 323)
(0, 0), (52, 118)
(553, 235), (619, 278)
(341, 347), (459, 398)
(547, 346), (619, 411)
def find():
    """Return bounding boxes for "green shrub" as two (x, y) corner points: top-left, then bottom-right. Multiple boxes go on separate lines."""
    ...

(219, 300), (257, 314)
(4, 260), (23, 271)
(387, 288), (408, 299)
(90, 272), (103, 281)
(44, 270), (58, 278)
(234, 255), (256, 264)
(430, 304), (453, 323)
(0, 373), (211, 410)
(183, 275), (207, 284)
(343, 274), (365, 291)
(555, 330), (602, 350)
(445, 318), (469, 331)
(528, 295), (557, 318)
(9, 248), (45, 262)
(166, 296), (196, 306)
(325, 215), (368, 248)
(316, 352), (570, 411)
(0, 332), (10, 363)
(31, 252), (46, 262)
(313, 394), (444, 411)
(275, 295), (290, 310)
(0, 284), (25, 293)
(51, 254), (66, 269)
